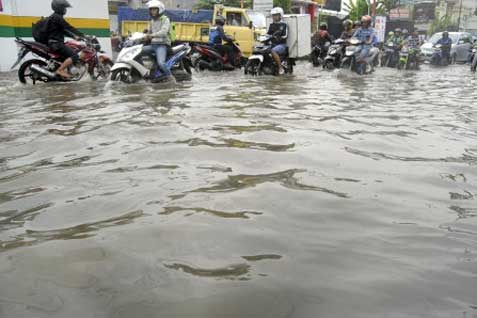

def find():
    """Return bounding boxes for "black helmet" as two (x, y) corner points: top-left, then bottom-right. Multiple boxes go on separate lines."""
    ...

(215, 16), (225, 26)
(52, 0), (71, 15)
(319, 23), (328, 30)
(443, 31), (449, 37)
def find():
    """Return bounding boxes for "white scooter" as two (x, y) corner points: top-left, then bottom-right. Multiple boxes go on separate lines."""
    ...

(111, 32), (192, 83)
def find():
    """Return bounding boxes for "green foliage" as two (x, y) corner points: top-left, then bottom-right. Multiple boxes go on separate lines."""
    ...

(428, 15), (457, 35)
(343, 0), (392, 21)
(273, 0), (291, 13)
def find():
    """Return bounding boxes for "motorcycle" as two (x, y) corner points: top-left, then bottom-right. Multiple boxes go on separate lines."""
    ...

(340, 38), (371, 75)
(397, 45), (420, 70)
(311, 41), (330, 67)
(470, 45), (477, 72)
(110, 32), (192, 83)
(12, 36), (113, 84)
(430, 44), (450, 66)
(244, 35), (295, 76)
(381, 41), (400, 67)
(191, 39), (244, 71)
(323, 39), (346, 70)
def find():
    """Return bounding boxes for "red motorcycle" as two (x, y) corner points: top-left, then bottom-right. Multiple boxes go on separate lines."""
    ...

(191, 39), (244, 71)
(12, 36), (113, 84)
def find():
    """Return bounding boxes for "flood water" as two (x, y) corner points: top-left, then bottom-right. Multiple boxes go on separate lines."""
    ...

(0, 64), (476, 318)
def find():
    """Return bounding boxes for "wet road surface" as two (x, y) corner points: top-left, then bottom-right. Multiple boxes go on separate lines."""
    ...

(0, 64), (477, 318)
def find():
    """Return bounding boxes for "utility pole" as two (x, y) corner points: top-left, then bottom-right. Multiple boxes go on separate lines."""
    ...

(457, 0), (463, 30)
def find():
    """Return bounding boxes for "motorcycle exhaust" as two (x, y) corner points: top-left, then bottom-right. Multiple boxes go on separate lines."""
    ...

(30, 64), (57, 79)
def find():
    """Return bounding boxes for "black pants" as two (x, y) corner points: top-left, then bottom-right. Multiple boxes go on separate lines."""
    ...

(214, 44), (236, 66)
(49, 41), (80, 63)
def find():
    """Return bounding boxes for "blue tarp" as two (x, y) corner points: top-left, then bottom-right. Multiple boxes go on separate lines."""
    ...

(118, 7), (214, 31)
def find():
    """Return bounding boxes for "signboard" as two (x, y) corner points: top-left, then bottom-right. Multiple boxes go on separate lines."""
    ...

(254, 0), (273, 13)
(374, 15), (386, 42)
(389, 8), (410, 20)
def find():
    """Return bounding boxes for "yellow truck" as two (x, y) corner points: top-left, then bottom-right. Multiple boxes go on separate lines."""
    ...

(118, 5), (262, 57)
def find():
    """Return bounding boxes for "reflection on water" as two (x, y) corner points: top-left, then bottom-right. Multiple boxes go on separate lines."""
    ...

(0, 65), (477, 317)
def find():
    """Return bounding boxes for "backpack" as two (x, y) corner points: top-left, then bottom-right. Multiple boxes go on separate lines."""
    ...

(32, 17), (50, 44)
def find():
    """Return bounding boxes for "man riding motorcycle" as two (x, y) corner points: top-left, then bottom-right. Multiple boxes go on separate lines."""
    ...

(142, 0), (172, 79)
(341, 19), (354, 40)
(353, 15), (375, 74)
(436, 31), (452, 63)
(209, 16), (235, 68)
(267, 7), (288, 75)
(46, 0), (85, 79)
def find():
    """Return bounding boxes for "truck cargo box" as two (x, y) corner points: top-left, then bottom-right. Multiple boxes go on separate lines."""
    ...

(267, 14), (311, 58)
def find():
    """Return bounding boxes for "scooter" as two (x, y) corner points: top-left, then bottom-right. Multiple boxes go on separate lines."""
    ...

(430, 44), (450, 66)
(323, 39), (345, 70)
(191, 39), (244, 71)
(340, 38), (371, 75)
(381, 41), (400, 67)
(311, 41), (330, 67)
(397, 45), (420, 70)
(110, 32), (192, 83)
(244, 35), (295, 76)
(12, 36), (113, 84)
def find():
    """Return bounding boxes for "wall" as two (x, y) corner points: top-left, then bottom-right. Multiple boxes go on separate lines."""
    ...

(0, 0), (112, 72)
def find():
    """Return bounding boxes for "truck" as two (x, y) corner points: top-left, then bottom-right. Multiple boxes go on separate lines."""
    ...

(118, 5), (262, 57)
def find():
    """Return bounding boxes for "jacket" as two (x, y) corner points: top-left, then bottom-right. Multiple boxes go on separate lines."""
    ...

(150, 15), (171, 46)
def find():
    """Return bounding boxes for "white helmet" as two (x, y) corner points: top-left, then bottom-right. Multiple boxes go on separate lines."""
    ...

(270, 7), (284, 17)
(147, 0), (165, 14)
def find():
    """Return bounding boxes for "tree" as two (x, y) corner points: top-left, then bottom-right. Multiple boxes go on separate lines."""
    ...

(274, 0), (291, 13)
(428, 15), (457, 35)
(343, 0), (390, 21)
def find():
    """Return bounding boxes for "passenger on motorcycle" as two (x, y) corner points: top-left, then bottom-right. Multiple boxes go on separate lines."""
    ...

(407, 31), (421, 48)
(267, 7), (288, 75)
(47, 0), (85, 79)
(353, 15), (375, 72)
(340, 20), (354, 40)
(436, 31), (452, 62)
(209, 16), (235, 68)
(313, 23), (333, 46)
(142, 0), (172, 78)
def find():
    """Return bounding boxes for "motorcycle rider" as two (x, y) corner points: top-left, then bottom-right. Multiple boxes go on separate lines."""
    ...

(340, 19), (354, 40)
(393, 28), (403, 46)
(353, 15), (375, 74)
(407, 30), (421, 48)
(142, 0), (172, 79)
(436, 31), (452, 63)
(46, 0), (85, 79)
(209, 16), (235, 68)
(267, 7), (288, 75)
(313, 23), (333, 45)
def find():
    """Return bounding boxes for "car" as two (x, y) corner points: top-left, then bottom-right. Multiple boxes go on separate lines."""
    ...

(420, 32), (474, 63)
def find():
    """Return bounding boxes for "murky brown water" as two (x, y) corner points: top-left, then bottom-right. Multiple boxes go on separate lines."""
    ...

(0, 64), (477, 318)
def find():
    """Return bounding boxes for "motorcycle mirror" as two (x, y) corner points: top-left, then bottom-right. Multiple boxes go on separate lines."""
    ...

(249, 21), (253, 29)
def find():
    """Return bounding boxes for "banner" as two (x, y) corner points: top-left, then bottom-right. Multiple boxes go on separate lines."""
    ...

(374, 15), (386, 42)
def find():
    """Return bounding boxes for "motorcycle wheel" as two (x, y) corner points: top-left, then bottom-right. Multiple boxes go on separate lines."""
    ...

(244, 60), (260, 76)
(18, 59), (49, 84)
(323, 61), (335, 70)
(111, 68), (140, 84)
(90, 60), (113, 80)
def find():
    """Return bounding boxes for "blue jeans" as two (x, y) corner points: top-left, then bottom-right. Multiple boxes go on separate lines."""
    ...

(142, 44), (171, 76)
(272, 44), (288, 56)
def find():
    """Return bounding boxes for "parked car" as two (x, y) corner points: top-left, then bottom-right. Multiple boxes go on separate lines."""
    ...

(420, 32), (473, 63)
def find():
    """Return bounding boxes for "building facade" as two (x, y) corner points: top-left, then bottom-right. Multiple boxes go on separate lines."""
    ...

(0, 0), (112, 72)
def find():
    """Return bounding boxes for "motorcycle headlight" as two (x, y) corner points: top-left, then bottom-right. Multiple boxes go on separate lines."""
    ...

(329, 49), (337, 55)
